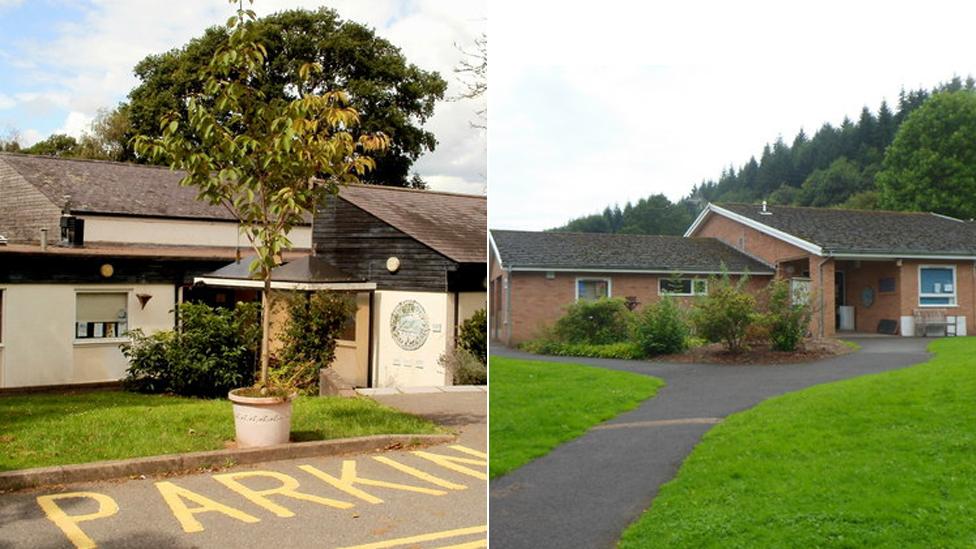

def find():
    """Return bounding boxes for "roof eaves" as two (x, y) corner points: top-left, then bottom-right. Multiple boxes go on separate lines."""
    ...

(508, 265), (776, 275)
(488, 231), (505, 268)
(825, 248), (976, 260)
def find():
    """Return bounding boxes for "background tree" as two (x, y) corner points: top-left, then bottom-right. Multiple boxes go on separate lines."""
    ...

(0, 128), (21, 152)
(135, 1), (389, 388)
(877, 90), (976, 219)
(128, 7), (443, 186)
(23, 134), (79, 157)
(75, 106), (132, 161)
(550, 76), (976, 234)
(453, 32), (486, 129)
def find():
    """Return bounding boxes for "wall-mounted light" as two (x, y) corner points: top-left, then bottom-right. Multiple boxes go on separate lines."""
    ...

(137, 293), (153, 309)
(100, 263), (114, 278)
(386, 256), (401, 273)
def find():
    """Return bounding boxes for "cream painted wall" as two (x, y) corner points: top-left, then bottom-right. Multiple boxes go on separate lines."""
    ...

(332, 292), (371, 387)
(0, 283), (175, 388)
(372, 290), (452, 388)
(79, 216), (312, 249)
(458, 292), (486, 323)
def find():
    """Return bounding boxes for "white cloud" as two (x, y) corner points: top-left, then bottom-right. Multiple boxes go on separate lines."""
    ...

(0, 94), (14, 110)
(20, 128), (41, 146)
(489, 0), (976, 230)
(55, 111), (94, 138)
(6, 0), (485, 193)
(422, 175), (485, 195)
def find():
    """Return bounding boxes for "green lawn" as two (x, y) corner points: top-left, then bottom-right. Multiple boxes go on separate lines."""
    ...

(621, 337), (976, 548)
(0, 391), (439, 471)
(489, 357), (663, 479)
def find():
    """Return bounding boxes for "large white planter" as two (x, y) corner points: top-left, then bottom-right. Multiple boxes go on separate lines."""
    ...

(228, 389), (295, 448)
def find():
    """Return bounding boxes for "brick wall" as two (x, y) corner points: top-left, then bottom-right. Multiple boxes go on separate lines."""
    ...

(505, 270), (770, 345)
(838, 260), (901, 333)
(694, 212), (839, 336)
(899, 260), (975, 334)
(0, 158), (60, 243)
(695, 213), (807, 264)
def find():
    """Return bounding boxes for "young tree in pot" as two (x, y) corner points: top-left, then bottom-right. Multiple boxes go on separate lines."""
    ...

(134, 0), (387, 447)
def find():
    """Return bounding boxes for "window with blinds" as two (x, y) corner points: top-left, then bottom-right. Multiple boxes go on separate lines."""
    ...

(76, 292), (128, 339)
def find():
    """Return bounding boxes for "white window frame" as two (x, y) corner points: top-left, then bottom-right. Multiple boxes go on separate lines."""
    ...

(918, 265), (957, 307)
(658, 278), (708, 297)
(575, 277), (612, 301)
(74, 289), (132, 344)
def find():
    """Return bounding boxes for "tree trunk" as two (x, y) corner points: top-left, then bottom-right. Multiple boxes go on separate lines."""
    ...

(260, 274), (272, 385)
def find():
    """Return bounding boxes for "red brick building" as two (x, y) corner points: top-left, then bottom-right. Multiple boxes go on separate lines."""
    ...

(687, 203), (976, 338)
(489, 230), (773, 345)
(491, 203), (976, 346)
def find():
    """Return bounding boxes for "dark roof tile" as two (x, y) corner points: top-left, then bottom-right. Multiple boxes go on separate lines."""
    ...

(340, 184), (486, 264)
(490, 229), (773, 273)
(0, 152), (234, 220)
(716, 203), (976, 256)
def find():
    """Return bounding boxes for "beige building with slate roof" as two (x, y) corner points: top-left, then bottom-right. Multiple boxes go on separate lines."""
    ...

(198, 184), (487, 388)
(0, 153), (485, 390)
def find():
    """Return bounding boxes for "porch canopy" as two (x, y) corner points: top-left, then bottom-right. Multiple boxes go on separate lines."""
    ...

(194, 255), (377, 291)
(688, 203), (976, 337)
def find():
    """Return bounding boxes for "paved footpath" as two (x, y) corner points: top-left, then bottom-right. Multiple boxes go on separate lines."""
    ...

(0, 391), (486, 549)
(490, 338), (933, 549)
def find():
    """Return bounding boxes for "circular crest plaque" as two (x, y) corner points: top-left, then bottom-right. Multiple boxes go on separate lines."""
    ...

(861, 286), (875, 308)
(390, 300), (430, 351)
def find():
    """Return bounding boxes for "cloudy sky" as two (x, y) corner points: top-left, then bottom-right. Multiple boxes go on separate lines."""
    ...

(0, 0), (485, 195)
(489, 0), (976, 230)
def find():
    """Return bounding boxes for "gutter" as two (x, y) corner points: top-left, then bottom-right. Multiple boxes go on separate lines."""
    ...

(505, 266), (513, 345)
(193, 277), (376, 292)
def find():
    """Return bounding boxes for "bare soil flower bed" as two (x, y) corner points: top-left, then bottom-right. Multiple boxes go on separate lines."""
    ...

(654, 338), (854, 365)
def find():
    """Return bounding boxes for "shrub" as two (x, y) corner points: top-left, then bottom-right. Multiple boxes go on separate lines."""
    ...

(690, 274), (758, 353)
(519, 340), (645, 360)
(553, 298), (633, 345)
(458, 309), (487, 364)
(121, 301), (260, 398)
(439, 347), (487, 385)
(277, 291), (357, 394)
(634, 298), (689, 356)
(764, 279), (812, 351)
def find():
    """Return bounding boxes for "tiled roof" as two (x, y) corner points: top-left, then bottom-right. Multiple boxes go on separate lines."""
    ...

(0, 153), (235, 221)
(339, 184), (486, 264)
(490, 230), (773, 273)
(715, 203), (976, 256)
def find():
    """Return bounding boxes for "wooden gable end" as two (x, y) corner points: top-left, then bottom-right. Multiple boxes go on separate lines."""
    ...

(313, 198), (458, 292)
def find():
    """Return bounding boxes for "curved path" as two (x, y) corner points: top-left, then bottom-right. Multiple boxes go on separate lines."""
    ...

(489, 338), (932, 549)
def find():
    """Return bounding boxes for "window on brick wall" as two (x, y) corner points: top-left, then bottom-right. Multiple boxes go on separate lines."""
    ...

(918, 266), (956, 307)
(576, 278), (610, 301)
(659, 278), (708, 296)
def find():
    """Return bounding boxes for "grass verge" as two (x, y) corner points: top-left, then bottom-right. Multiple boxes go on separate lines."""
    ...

(490, 357), (663, 478)
(620, 337), (974, 548)
(0, 391), (438, 471)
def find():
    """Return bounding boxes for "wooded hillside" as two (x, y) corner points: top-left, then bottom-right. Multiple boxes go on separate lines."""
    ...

(554, 77), (976, 235)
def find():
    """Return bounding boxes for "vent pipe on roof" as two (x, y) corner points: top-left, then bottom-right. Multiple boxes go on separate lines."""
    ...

(760, 200), (772, 215)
